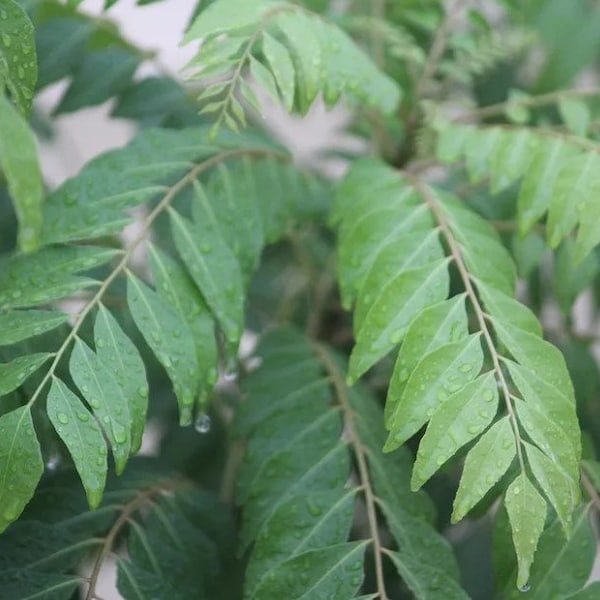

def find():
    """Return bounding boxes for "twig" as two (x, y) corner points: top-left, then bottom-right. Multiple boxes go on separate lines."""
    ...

(312, 343), (390, 600)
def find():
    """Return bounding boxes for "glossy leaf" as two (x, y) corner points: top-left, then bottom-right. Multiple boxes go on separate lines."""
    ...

(0, 0), (37, 114)
(0, 310), (68, 346)
(47, 377), (107, 509)
(452, 417), (516, 522)
(127, 273), (200, 426)
(69, 338), (132, 474)
(505, 473), (546, 590)
(0, 95), (44, 252)
(0, 353), (51, 397)
(0, 406), (43, 533)
(94, 305), (148, 453)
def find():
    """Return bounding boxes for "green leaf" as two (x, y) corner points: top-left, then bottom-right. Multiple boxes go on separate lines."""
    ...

(0, 406), (43, 533)
(261, 32), (295, 111)
(0, 353), (51, 397)
(558, 97), (590, 136)
(127, 272), (200, 426)
(0, 310), (68, 346)
(0, 246), (117, 310)
(0, 0), (37, 114)
(505, 474), (546, 591)
(385, 295), (469, 425)
(554, 239), (600, 313)
(46, 377), (108, 509)
(452, 417), (516, 522)
(148, 244), (217, 397)
(250, 542), (367, 599)
(250, 55), (279, 104)
(411, 372), (499, 489)
(516, 137), (574, 234)
(69, 338), (132, 474)
(171, 195), (244, 346)
(348, 258), (450, 382)
(55, 48), (140, 114)
(566, 583), (600, 600)
(94, 305), (148, 454)
(523, 442), (577, 535)
(0, 95), (44, 252)
(385, 334), (484, 451)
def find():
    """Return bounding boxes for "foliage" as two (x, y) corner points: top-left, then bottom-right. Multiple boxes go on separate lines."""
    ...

(1, 0), (600, 598)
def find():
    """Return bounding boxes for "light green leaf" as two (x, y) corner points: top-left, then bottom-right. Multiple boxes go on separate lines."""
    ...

(0, 353), (51, 397)
(0, 95), (44, 252)
(46, 377), (107, 509)
(452, 417), (516, 522)
(385, 334), (484, 451)
(0, 406), (43, 533)
(348, 258), (450, 383)
(524, 442), (577, 535)
(516, 138), (574, 234)
(505, 473), (546, 590)
(69, 338), (132, 474)
(554, 239), (599, 313)
(488, 129), (538, 193)
(127, 273), (200, 426)
(385, 295), (469, 426)
(547, 152), (600, 248)
(0, 0), (37, 114)
(183, 0), (273, 42)
(170, 199), (244, 346)
(0, 310), (68, 346)
(148, 244), (217, 396)
(250, 55), (279, 104)
(412, 372), (499, 489)
(558, 97), (590, 136)
(94, 305), (148, 454)
(261, 32), (295, 111)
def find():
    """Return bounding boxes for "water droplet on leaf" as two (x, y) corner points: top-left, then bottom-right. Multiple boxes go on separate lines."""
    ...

(194, 412), (211, 434)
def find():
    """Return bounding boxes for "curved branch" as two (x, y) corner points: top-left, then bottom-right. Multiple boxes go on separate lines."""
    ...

(27, 147), (286, 411)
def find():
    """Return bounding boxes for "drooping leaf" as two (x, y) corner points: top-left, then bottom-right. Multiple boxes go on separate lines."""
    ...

(505, 474), (546, 590)
(0, 406), (43, 533)
(69, 338), (132, 474)
(127, 272), (200, 426)
(0, 95), (44, 252)
(94, 305), (148, 453)
(46, 377), (108, 509)
(0, 0), (37, 114)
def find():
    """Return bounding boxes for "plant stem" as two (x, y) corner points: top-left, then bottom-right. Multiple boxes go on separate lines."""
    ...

(27, 147), (285, 411)
(413, 179), (527, 475)
(455, 87), (600, 122)
(312, 342), (389, 600)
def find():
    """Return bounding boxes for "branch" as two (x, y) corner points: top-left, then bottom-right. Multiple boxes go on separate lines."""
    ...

(411, 178), (526, 475)
(84, 478), (188, 600)
(312, 343), (390, 600)
(27, 147), (286, 411)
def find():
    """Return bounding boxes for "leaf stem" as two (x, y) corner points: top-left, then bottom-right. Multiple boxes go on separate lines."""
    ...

(311, 342), (389, 600)
(455, 87), (600, 122)
(84, 478), (188, 600)
(27, 147), (285, 411)
(413, 179), (526, 475)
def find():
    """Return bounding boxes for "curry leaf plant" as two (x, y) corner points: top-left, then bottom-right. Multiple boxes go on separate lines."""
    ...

(2, 0), (600, 598)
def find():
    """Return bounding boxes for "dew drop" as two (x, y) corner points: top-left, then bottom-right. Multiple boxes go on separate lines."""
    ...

(519, 582), (531, 593)
(467, 424), (479, 434)
(194, 412), (211, 434)
(77, 412), (89, 422)
(138, 386), (149, 398)
(57, 413), (69, 425)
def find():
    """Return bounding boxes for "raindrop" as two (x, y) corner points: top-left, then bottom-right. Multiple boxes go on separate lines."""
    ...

(194, 412), (211, 434)
(519, 582), (531, 593)
(57, 413), (69, 425)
